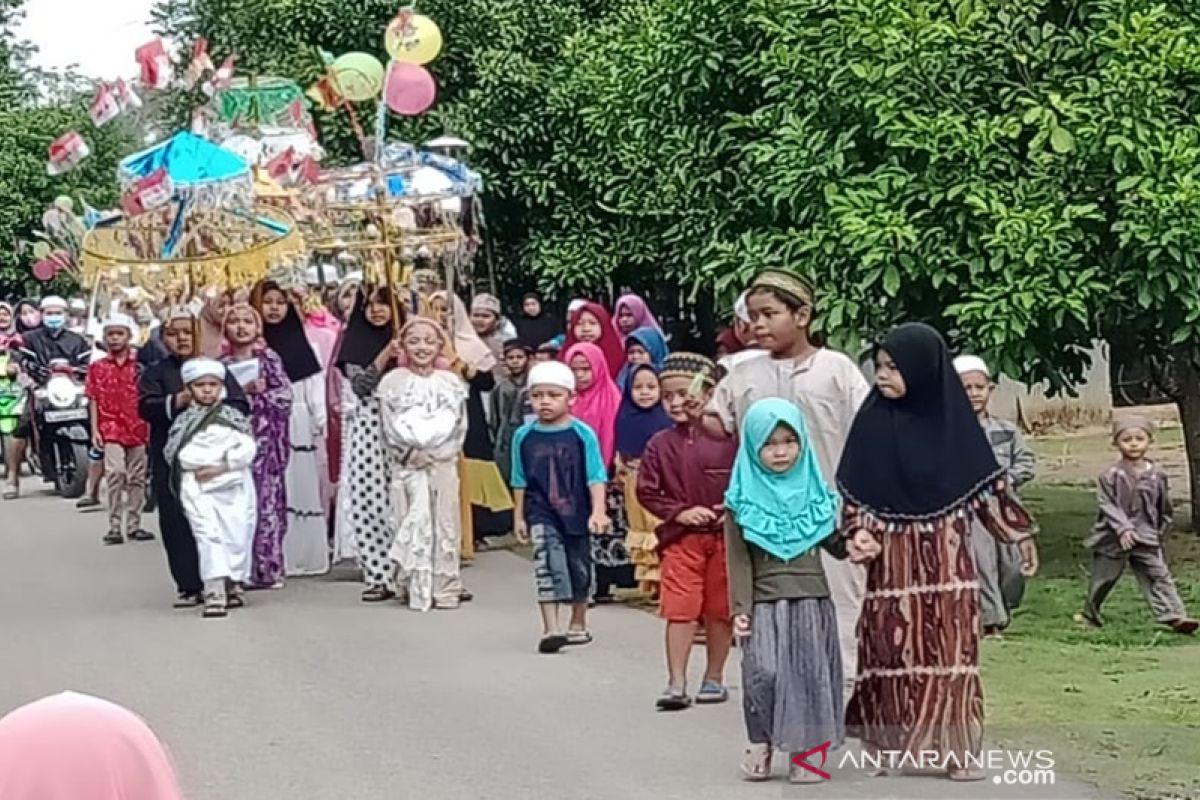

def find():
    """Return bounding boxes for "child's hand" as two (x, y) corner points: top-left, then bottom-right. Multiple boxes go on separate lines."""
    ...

(245, 378), (266, 395)
(1018, 537), (1039, 576)
(732, 614), (751, 638)
(588, 511), (610, 535)
(194, 465), (225, 483)
(676, 506), (719, 527)
(848, 529), (880, 563)
(514, 518), (529, 544)
(1119, 530), (1136, 551)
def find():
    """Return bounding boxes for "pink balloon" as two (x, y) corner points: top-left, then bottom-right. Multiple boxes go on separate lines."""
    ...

(385, 62), (436, 116)
(32, 258), (56, 281)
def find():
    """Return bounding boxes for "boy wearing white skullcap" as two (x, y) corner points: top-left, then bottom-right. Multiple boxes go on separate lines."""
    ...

(165, 357), (257, 618)
(954, 354), (1037, 638)
(511, 359), (610, 654)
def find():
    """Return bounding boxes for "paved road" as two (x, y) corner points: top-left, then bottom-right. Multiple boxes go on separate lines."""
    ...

(0, 491), (1105, 800)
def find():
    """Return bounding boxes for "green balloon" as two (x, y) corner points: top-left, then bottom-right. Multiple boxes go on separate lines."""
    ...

(331, 52), (385, 101)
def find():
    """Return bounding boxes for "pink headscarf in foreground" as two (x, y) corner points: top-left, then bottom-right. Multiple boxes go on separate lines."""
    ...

(0, 692), (185, 800)
(565, 342), (621, 468)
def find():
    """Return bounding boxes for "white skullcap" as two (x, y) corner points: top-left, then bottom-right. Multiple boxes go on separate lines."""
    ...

(953, 355), (991, 378)
(180, 357), (226, 385)
(528, 360), (575, 392)
(101, 313), (138, 338)
(69, 298), (87, 312)
(567, 298), (587, 315)
(734, 291), (751, 324)
(40, 295), (67, 311)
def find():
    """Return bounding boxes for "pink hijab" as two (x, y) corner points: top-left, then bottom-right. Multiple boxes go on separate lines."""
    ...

(0, 692), (185, 800)
(565, 342), (621, 468)
(613, 293), (663, 340)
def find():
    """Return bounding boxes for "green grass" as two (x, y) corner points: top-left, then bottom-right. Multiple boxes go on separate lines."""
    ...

(984, 485), (1200, 799)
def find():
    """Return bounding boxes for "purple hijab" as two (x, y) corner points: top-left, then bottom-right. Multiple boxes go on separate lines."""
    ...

(613, 294), (663, 340)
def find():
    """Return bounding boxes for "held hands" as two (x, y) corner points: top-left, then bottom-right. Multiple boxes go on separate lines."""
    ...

(732, 614), (752, 639)
(847, 529), (881, 563)
(244, 378), (266, 396)
(588, 511), (610, 535)
(676, 506), (719, 528)
(1119, 530), (1137, 551)
(194, 465), (225, 484)
(1019, 538), (1040, 577)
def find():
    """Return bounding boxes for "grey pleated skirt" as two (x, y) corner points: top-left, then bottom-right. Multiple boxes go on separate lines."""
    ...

(741, 597), (845, 754)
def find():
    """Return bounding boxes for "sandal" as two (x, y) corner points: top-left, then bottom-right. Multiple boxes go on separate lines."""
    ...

(459, 589), (474, 603)
(655, 688), (691, 711)
(1169, 617), (1199, 634)
(537, 634), (568, 654)
(695, 681), (729, 704)
(1073, 611), (1102, 629)
(202, 603), (228, 619)
(173, 593), (202, 609)
(948, 768), (986, 782)
(129, 529), (156, 542)
(740, 744), (773, 782)
(75, 496), (101, 510)
(360, 586), (395, 603)
(789, 758), (827, 784)
(226, 589), (245, 609)
(3, 486), (18, 500)
(102, 530), (125, 546)
(565, 629), (592, 646)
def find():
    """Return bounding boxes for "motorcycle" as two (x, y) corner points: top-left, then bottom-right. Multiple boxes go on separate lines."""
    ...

(18, 350), (90, 498)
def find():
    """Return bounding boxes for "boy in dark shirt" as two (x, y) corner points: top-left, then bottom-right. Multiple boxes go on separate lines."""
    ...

(512, 360), (610, 654)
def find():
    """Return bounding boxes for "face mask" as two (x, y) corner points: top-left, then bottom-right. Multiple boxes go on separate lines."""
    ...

(42, 313), (66, 330)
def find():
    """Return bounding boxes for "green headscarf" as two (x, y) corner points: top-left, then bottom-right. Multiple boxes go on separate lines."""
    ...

(724, 398), (839, 561)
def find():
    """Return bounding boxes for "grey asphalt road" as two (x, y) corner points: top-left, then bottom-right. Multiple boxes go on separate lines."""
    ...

(0, 491), (1107, 800)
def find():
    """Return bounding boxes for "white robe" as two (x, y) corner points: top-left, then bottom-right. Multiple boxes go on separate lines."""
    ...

(377, 368), (468, 611)
(178, 425), (258, 584)
(283, 372), (330, 576)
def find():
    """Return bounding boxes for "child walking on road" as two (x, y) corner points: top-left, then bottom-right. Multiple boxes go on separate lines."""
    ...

(512, 361), (610, 654)
(1077, 416), (1197, 634)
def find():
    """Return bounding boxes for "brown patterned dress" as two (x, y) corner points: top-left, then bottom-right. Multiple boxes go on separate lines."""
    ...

(843, 488), (1034, 761)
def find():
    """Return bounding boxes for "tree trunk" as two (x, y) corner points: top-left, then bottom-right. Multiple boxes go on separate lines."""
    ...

(1170, 354), (1200, 532)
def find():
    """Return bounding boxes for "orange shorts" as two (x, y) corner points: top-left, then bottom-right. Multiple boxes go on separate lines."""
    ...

(658, 533), (730, 623)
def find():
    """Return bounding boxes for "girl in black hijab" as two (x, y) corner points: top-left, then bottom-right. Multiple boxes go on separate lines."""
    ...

(254, 281), (322, 382)
(836, 323), (1038, 781)
(513, 291), (559, 349)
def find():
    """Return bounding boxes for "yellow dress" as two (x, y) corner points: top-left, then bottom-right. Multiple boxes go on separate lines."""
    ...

(619, 456), (661, 596)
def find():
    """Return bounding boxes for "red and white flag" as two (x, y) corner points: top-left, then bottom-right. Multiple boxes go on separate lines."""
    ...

(114, 79), (143, 111)
(120, 167), (174, 217)
(265, 147), (297, 181)
(183, 38), (215, 88)
(89, 83), (121, 127)
(297, 156), (321, 186)
(202, 55), (237, 96)
(47, 132), (90, 175)
(135, 38), (173, 90)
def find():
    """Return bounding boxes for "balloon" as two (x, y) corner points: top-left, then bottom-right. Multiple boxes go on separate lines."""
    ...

(32, 258), (56, 281)
(385, 13), (442, 65)
(330, 52), (385, 102)
(384, 62), (436, 116)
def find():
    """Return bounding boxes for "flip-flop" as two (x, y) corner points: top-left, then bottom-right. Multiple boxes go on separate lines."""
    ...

(102, 531), (125, 546)
(695, 681), (729, 704)
(1169, 617), (1199, 634)
(202, 604), (228, 619)
(538, 634), (568, 654)
(655, 688), (691, 711)
(129, 529), (156, 542)
(360, 586), (395, 603)
(565, 629), (592, 646)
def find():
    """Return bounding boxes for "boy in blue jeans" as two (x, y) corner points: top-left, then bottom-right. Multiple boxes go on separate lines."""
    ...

(512, 360), (610, 654)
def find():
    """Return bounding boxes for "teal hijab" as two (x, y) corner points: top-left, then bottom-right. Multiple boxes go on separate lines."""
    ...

(725, 398), (840, 561)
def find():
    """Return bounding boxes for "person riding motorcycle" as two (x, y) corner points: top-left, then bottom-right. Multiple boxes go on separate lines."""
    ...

(4, 296), (90, 499)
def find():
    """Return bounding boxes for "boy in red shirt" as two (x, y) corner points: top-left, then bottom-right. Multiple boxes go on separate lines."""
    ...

(86, 315), (152, 545)
(638, 353), (737, 710)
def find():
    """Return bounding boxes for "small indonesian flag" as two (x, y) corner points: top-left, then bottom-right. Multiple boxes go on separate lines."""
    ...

(202, 55), (237, 96)
(135, 38), (173, 90)
(297, 156), (320, 185)
(265, 147), (296, 181)
(183, 38), (214, 88)
(89, 83), (121, 127)
(190, 107), (212, 138)
(47, 131), (90, 175)
(120, 167), (174, 217)
(114, 78), (143, 111)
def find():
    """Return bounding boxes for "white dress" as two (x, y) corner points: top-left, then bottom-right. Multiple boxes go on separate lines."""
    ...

(378, 369), (468, 611)
(178, 426), (258, 584)
(283, 372), (330, 576)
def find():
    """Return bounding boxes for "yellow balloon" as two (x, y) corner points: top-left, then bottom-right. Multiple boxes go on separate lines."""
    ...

(330, 52), (385, 101)
(385, 14), (442, 65)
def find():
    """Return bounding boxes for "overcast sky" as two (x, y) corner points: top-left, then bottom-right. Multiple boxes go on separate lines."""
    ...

(16, 0), (157, 79)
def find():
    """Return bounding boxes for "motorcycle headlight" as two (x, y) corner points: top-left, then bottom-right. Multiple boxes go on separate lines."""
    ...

(45, 375), (80, 409)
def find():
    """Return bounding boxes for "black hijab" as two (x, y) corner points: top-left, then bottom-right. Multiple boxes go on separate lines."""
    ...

(334, 287), (397, 374)
(513, 291), (559, 348)
(255, 282), (322, 382)
(836, 322), (1001, 520)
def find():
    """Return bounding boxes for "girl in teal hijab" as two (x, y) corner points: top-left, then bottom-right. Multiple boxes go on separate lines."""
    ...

(725, 398), (839, 561)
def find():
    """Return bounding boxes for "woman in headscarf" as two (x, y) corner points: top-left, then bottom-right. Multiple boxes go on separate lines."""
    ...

(0, 301), (17, 349)
(836, 323), (1039, 781)
(616, 326), (669, 392)
(562, 301), (625, 379)
(565, 341), (633, 601)
(254, 280), (329, 577)
(615, 363), (672, 596)
(613, 293), (664, 341)
(0, 692), (185, 799)
(513, 291), (559, 349)
(223, 302), (293, 589)
(430, 290), (512, 557)
(333, 286), (404, 600)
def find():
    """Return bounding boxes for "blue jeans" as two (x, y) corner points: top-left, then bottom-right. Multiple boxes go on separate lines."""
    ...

(531, 523), (592, 603)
